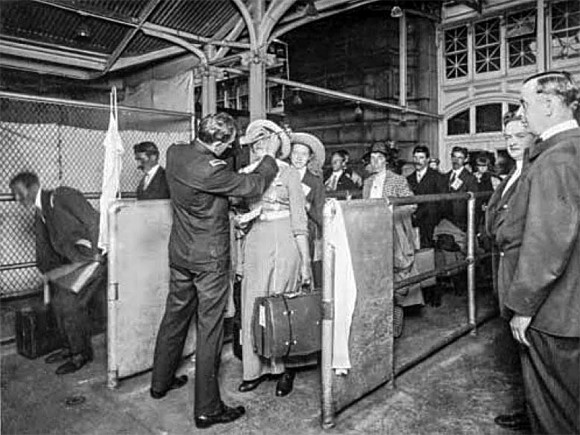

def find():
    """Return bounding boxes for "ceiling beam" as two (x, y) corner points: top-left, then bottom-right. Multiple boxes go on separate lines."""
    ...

(259, 0), (298, 45)
(0, 39), (106, 71)
(144, 23), (250, 48)
(109, 47), (187, 72)
(268, 76), (441, 119)
(230, 0), (257, 46)
(141, 28), (208, 64)
(0, 58), (94, 80)
(96, 0), (164, 77)
(214, 18), (248, 60)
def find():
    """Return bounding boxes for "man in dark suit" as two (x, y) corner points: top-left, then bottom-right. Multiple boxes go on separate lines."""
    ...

(150, 113), (279, 429)
(444, 146), (479, 232)
(407, 145), (446, 248)
(133, 141), (170, 200)
(324, 150), (358, 192)
(485, 111), (536, 432)
(505, 71), (579, 434)
(10, 172), (104, 375)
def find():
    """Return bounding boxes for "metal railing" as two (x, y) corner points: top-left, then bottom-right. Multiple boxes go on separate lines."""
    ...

(321, 189), (494, 428)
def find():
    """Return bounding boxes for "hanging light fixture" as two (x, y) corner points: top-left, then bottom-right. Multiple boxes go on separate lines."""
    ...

(305, 0), (319, 17)
(354, 102), (363, 120)
(390, 5), (403, 18)
(292, 90), (303, 106)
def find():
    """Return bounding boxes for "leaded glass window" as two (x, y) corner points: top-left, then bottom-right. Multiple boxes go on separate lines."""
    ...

(551, 0), (580, 61)
(445, 26), (468, 79)
(507, 9), (537, 68)
(476, 104), (502, 133)
(474, 18), (501, 73)
(447, 109), (470, 135)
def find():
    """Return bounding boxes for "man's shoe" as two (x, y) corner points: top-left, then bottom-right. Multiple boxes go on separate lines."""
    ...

(275, 371), (295, 397)
(494, 411), (531, 432)
(45, 349), (71, 364)
(55, 352), (92, 375)
(238, 375), (269, 392)
(195, 404), (245, 429)
(149, 375), (189, 399)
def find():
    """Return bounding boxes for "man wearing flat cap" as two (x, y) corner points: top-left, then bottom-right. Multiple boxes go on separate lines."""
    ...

(150, 112), (279, 429)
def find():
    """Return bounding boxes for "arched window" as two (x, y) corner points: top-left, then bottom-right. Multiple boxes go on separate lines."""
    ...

(447, 109), (470, 135)
(475, 103), (502, 133)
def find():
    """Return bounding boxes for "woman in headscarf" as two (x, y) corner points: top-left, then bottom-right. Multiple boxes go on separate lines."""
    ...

(362, 141), (422, 338)
(289, 132), (325, 289)
(236, 120), (311, 397)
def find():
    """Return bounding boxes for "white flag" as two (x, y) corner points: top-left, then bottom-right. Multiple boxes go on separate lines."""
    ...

(98, 87), (124, 252)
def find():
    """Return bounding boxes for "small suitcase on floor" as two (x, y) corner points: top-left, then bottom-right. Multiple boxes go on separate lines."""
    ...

(15, 304), (63, 359)
(252, 290), (321, 359)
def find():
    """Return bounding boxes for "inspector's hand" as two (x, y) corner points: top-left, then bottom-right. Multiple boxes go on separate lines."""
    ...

(510, 315), (532, 347)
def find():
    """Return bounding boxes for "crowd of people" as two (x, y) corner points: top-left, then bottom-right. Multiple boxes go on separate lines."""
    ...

(8, 70), (579, 433)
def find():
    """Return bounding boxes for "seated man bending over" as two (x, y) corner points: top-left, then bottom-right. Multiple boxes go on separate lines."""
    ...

(10, 171), (105, 375)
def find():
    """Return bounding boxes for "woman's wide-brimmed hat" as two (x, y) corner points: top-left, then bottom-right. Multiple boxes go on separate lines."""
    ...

(240, 119), (291, 160)
(290, 132), (325, 168)
(369, 141), (389, 157)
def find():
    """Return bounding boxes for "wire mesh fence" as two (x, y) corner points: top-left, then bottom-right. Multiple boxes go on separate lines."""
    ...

(0, 93), (193, 298)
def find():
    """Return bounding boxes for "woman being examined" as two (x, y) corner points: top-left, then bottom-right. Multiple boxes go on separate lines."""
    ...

(237, 120), (311, 397)
(289, 132), (325, 289)
(362, 141), (421, 338)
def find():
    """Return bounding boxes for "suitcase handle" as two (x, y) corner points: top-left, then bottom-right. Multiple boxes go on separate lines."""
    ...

(284, 282), (312, 299)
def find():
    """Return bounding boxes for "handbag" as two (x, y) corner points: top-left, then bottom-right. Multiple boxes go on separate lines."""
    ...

(252, 285), (321, 359)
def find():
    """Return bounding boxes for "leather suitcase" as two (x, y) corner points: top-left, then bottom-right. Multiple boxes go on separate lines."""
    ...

(252, 291), (321, 359)
(15, 304), (63, 359)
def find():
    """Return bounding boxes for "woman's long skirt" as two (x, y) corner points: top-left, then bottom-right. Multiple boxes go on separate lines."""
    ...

(241, 217), (301, 381)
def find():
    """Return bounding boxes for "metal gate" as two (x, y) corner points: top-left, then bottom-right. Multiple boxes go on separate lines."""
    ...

(107, 200), (196, 388)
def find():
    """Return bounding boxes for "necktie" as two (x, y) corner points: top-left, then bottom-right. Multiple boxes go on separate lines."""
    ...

(450, 172), (457, 185)
(36, 208), (45, 223)
(138, 174), (147, 194)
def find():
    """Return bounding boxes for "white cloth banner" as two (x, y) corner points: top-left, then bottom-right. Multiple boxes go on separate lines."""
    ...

(98, 88), (124, 252)
(326, 199), (357, 374)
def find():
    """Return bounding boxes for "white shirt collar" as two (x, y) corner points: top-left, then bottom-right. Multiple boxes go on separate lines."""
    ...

(453, 166), (465, 177)
(417, 167), (428, 178)
(298, 167), (307, 179)
(145, 164), (161, 179)
(35, 188), (42, 212)
(540, 119), (579, 141)
(332, 169), (343, 178)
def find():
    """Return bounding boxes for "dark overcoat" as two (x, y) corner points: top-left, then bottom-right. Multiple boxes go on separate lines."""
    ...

(166, 140), (278, 271)
(407, 168), (446, 247)
(35, 187), (100, 273)
(136, 166), (170, 200)
(504, 128), (580, 337)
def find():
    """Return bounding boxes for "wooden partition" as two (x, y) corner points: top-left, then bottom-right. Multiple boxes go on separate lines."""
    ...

(106, 200), (196, 388)
(321, 199), (394, 427)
